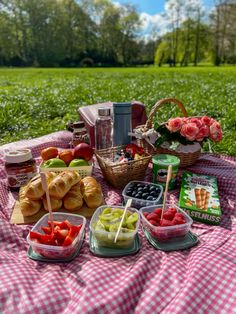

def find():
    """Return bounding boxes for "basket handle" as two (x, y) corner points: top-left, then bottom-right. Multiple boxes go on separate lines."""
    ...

(145, 98), (188, 130)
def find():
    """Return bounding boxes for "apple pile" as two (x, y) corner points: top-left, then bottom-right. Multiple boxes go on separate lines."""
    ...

(41, 143), (94, 168)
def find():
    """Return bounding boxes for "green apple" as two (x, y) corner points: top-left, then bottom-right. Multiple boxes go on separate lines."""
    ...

(41, 158), (67, 168)
(69, 158), (89, 167)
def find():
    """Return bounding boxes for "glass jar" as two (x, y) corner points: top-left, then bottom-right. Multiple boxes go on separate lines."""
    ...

(95, 108), (113, 150)
(72, 121), (90, 147)
(4, 149), (37, 189)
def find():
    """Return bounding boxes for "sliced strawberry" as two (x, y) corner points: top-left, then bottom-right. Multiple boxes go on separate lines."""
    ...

(55, 229), (69, 240)
(30, 231), (56, 245)
(147, 213), (160, 222)
(62, 225), (82, 246)
(41, 226), (52, 235)
(48, 220), (71, 230)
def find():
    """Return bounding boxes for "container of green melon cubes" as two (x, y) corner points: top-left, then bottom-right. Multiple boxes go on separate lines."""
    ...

(89, 205), (140, 249)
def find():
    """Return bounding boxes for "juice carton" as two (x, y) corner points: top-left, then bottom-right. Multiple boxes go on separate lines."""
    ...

(179, 171), (221, 225)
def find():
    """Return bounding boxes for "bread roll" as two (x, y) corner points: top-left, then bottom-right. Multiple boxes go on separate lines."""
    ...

(19, 186), (41, 217)
(25, 172), (57, 200)
(81, 176), (103, 208)
(48, 170), (81, 199)
(42, 196), (63, 211)
(63, 183), (83, 211)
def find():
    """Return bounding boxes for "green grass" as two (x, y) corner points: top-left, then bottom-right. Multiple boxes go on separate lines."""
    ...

(0, 67), (235, 155)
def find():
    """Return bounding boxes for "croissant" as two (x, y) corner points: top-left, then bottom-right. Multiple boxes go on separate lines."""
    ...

(80, 176), (103, 208)
(42, 196), (63, 212)
(19, 186), (42, 217)
(48, 170), (81, 199)
(25, 172), (57, 200)
(63, 183), (83, 211)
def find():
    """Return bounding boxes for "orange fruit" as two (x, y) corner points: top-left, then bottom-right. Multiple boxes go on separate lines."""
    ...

(41, 147), (58, 161)
(59, 149), (74, 165)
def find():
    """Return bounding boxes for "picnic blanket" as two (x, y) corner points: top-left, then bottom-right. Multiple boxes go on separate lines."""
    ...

(0, 131), (236, 314)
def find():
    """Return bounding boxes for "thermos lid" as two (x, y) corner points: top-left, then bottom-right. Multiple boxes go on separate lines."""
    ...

(113, 102), (131, 114)
(98, 107), (111, 116)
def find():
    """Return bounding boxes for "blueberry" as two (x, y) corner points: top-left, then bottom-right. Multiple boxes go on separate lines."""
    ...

(147, 196), (154, 201)
(135, 193), (142, 199)
(142, 193), (149, 199)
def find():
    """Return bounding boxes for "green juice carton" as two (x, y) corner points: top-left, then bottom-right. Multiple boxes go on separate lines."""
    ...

(179, 171), (221, 225)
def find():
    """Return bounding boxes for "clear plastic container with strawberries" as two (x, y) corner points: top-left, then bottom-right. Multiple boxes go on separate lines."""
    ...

(140, 204), (193, 242)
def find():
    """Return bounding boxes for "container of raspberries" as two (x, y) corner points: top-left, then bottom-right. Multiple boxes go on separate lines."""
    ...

(140, 204), (193, 242)
(122, 181), (163, 209)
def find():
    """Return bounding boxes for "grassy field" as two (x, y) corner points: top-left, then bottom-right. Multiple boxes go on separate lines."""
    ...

(0, 67), (235, 155)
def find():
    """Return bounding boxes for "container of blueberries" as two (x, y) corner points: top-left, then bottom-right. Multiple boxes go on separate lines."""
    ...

(122, 181), (163, 209)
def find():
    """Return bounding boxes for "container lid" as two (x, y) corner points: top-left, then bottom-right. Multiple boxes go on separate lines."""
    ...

(113, 102), (131, 114)
(5, 149), (33, 163)
(73, 121), (85, 128)
(152, 154), (180, 166)
(98, 107), (111, 116)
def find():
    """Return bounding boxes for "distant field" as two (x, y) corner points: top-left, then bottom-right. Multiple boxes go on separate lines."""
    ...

(0, 67), (235, 155)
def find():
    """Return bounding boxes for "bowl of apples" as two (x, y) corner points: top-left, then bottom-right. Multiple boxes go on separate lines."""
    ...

(140, 204), (193, 242)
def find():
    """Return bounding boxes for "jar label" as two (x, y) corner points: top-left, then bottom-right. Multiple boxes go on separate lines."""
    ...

(7, 167), (37, 188)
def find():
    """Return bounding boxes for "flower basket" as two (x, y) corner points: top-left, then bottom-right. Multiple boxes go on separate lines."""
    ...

(134, 98), (201, 167)
(95, 146), (152, 188)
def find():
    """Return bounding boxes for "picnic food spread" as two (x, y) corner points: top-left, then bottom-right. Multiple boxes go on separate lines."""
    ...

(2, 99), (235, 314)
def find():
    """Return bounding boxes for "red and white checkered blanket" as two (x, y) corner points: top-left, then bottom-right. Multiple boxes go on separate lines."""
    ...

(0, 131), (236, 314)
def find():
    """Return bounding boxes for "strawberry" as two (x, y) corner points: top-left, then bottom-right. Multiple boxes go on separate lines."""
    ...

(149, 219), (159, 226)
(163, 211), (174, 221)
(153, 208), (162, 217)
(147, 213), (160, 222)
(160, 219), (174, 227)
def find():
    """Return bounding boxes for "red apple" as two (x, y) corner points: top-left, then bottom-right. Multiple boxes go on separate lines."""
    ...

(73, 143), (94, 161)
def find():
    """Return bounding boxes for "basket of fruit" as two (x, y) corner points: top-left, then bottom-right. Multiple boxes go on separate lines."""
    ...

(134, 98), (223, 167)
(95, 144), (152, 188)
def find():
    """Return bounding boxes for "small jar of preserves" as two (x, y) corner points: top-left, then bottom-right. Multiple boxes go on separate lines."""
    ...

(72, 121), (90, 147)
(4, 149), (37, 189)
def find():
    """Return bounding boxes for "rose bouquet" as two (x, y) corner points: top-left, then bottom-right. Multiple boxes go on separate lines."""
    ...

(154, 116), (223, 151)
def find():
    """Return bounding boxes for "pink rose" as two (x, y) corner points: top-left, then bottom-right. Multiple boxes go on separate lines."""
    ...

(201, 116), (212, 126)
(210, 121), (222, 135)
(189, 117), (202, 128)
(182, 117), (188, 124)
(210, 131), (223, 142)
(195, 125), (210, 142)
(180, 123), (199, 141)
(166, 117), (183, 132)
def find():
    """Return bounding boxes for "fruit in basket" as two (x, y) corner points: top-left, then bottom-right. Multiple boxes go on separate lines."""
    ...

(59, 150), (74, 165)
(69, 158), (89, 167)
(41, 147), (59, 161)
(74, 143), (94, 161)
(41, 158), (67, 168)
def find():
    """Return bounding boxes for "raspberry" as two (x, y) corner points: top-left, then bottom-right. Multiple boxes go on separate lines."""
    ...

(168, 207), (177, 215)
(153, 208), (162, 217)
(160, 219), (174, 227)
(175, 213), (185, 220)
(163, 211), (174, 221)
(147, 213), (160, 222)
(143, 212), (149, 218)
(173, 217), (185, 225)
(149, 219), (159, 226)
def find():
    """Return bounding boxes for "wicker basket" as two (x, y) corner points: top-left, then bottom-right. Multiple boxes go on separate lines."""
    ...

(134, 98), (201, 167)
(95, 146), (152, 188)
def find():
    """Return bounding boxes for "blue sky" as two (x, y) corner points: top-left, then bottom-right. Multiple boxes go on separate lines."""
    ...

(112, 0), (215, 39)
(113, 0), (214, 15)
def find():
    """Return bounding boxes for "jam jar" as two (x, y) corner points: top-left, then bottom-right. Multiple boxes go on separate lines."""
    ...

(4, 149), (37, 189)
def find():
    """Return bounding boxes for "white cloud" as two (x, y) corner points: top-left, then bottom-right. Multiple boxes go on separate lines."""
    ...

(139, 12), (169, 39)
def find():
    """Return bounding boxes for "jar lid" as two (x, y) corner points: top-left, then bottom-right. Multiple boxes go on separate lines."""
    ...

(5, 149), (33, 163)
(73, 121), (85, 128)
(152, 154), (180, 166)
(98, 107), (111, 116)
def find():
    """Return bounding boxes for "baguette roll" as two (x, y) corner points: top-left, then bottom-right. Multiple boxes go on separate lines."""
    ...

(81, 176), (103, 208)
(19, 186), (42, 217)
(48, 170), (81, 199)
(63, 183), (83, 211)
(25, 172), (57, 200)
(42, 196), (63, 211)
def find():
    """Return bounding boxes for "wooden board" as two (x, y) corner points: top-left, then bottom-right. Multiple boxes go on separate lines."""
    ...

(10, 200), (103, 225)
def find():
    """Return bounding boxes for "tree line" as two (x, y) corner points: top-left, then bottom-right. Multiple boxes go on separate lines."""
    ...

(0, 0), (235, 67)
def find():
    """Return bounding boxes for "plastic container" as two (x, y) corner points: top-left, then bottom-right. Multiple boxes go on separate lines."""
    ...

(140, 204), (193, 242)
(27, 213), (86, 259)
(122, 181), (163, 209)
(95, 107), (113, 150)
(152, 154), (180, 190)
(89, 205), (140, 249)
